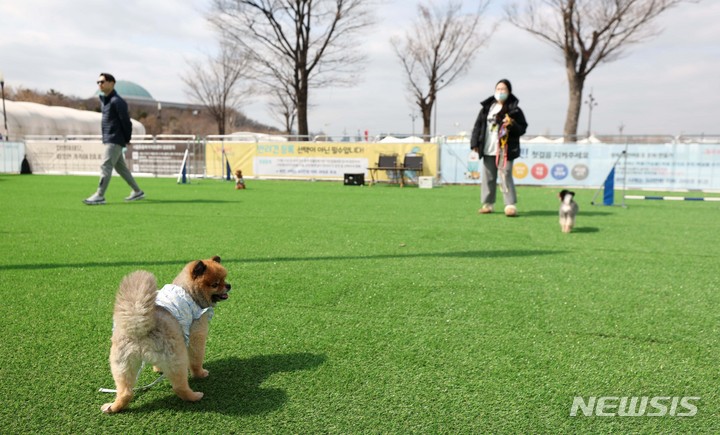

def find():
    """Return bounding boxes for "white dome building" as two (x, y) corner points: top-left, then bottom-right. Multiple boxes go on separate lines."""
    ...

(0, 79), (153, 141)
(1, 99), (145, 141)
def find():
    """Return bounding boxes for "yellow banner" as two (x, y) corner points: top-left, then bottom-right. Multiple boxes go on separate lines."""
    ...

(206, 141), (438, 182)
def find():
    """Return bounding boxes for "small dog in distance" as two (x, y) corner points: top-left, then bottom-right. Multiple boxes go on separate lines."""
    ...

(234, 170), (246, 190)
(559, 189), (579, 233)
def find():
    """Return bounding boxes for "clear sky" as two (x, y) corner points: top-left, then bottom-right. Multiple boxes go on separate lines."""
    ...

(1, 0), (717, 137)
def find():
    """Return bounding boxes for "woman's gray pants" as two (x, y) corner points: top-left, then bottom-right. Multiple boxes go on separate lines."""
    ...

(481, 155), (516, 207)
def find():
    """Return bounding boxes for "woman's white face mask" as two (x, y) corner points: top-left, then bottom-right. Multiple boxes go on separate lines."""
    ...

(495, 82), (510, 102)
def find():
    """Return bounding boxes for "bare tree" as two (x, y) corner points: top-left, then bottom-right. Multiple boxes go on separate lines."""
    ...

(209, 0), (375, 140)
(392, 1), (493, 140)
(262, 54), (298, 135)
(267, 87), (297, 135)
(506, 0), (696, 140)
(181, 41), (252, 135)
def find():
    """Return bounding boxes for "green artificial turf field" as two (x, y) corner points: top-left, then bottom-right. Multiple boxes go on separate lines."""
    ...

(1, 174), (719, 433)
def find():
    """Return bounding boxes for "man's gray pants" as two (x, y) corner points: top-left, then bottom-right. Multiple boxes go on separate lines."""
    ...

(481, 155), (517, 207)
(97, 143), (140, 196)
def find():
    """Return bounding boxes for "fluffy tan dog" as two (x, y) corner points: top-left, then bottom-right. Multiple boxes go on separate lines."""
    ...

(101, 256), (231, 414)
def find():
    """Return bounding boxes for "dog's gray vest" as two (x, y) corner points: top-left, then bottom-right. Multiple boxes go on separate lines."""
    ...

(155, 284), (214, 345)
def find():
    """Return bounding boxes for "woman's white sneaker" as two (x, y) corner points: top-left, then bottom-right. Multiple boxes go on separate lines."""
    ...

(478, 204), (494, 214)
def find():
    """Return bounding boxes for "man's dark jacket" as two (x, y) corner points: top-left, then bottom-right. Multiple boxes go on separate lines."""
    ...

(100, 90), (132, 146)
(470, 94), (528, 161)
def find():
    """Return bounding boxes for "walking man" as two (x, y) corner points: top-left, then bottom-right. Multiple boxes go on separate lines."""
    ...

(83, 72), (144, 205)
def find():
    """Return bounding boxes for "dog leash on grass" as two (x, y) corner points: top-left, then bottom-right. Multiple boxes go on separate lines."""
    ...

(98, 374), (165, 393)
(98, 363), (166, 393)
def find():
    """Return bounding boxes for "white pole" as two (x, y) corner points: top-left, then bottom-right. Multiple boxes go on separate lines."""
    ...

(177, 148), (189, 183)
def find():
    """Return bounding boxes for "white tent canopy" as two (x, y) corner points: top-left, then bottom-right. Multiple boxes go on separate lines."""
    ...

(521, 135), (566, 144)
(378, 135), (425, 143)
(576, 134), (603, 144)
(0, 100), (145, 141)
(226, 131), (289, 142)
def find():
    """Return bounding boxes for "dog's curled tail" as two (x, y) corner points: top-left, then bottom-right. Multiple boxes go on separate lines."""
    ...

(113, 270), (158, 338)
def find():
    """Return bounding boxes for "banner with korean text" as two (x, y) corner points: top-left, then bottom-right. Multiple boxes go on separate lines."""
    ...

(206, 141), (440, 182)
(440, 142), (720, 190)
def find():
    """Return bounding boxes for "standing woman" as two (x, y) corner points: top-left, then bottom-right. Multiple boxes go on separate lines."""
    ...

(470, 79), (528, 216)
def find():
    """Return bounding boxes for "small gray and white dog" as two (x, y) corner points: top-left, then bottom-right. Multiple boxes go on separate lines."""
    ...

(559, 190), (578, 233)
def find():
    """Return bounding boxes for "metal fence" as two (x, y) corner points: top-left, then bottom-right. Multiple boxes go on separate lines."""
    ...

(1, 135), (204, 178)
(3, 134), (720, 191)
(0, 141), (24, 173)
(127, 135), (205, 179)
